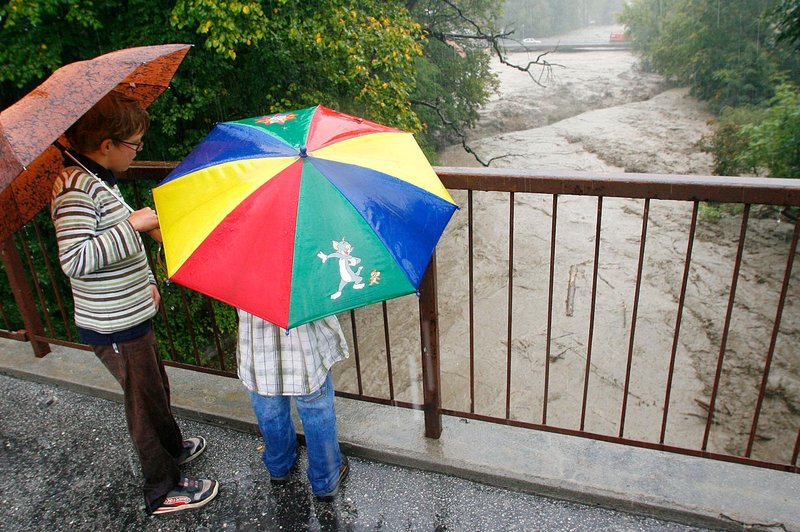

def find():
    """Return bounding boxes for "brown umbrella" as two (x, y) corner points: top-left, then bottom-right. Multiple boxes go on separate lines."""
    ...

(0, 43), (191, 242)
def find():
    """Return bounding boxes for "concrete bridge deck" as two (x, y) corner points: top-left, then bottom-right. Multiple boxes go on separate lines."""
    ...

(1, 338), (798, 531)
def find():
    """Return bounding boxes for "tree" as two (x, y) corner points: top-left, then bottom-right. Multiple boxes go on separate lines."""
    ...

(0, 0), (426, 364)
(773, 0), (800, 48)
(406, 0), (500, 155)
(624, 0), (800, 180)
(618, 0), (680, 70)
(738, 81), (800, 179)
(1, 0), (522, 165)
(407, 0), (574, 164)
(1, 0), (513, 360)
(701, 105), (766, 177)
(0, 0), (424, 160)
(619, 0), (789, 112)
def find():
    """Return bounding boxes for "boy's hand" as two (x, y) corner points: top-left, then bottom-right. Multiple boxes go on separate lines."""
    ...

(150, 284), (161, 311)
(147, 228), (163, 242)
(128, 207), (159, 232)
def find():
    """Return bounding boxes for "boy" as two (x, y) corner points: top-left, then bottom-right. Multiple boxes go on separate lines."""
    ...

(51, 92), (218, 515)
(237, 310), (349, 501)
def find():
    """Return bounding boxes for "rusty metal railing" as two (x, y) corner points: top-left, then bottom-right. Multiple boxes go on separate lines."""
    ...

(436, 168), (799, 474)
(1, 163), (798, 473)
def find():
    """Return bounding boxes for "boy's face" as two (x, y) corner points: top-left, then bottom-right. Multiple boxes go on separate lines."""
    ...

(107, 131), (144, 173)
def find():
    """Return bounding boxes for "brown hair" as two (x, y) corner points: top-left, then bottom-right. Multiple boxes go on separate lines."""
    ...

(66, 91), (150, 153)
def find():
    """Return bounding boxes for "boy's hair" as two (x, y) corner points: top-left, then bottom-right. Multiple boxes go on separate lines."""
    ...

(66, 91), (150, 154)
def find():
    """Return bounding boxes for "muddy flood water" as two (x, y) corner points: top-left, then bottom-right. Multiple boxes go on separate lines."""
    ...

(332, 25), (799, 467)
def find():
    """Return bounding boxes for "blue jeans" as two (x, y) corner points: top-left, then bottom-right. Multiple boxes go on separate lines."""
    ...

(248, 372), (342, 496)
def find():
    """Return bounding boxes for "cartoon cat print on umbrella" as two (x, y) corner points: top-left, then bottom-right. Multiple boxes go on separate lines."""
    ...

(317, 238), (367, 300)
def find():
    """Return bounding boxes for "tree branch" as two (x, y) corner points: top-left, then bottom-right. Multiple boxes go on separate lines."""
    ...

(411, 98), (513, 167)
(411, 0), (563, 165)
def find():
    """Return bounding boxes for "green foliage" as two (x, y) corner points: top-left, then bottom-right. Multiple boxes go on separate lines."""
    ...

(0, 0), (102, 89)
(709, 53), (776, 112)
(773, 0), (800, 48)
(621, 0), (800, 182)
(619, 0), (800, 111)
(617, 0), (676, 70)
(0, 0), (504, 162)
(0, 0), (424, 161)
(409, 0), (500, 154)
(171, 0), (269, 59)
(1, 211), (79, 341)
(701, 105), (765, 176)
(0, 0), (503, 364)
(701, 81), (800, 179)
(738, 81), (800, 179)
(698, 202), (745, 222)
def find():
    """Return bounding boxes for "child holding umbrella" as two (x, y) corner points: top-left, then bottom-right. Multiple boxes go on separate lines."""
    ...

(50, 92), (218, 515)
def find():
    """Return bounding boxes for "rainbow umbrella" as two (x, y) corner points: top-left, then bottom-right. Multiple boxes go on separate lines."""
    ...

(153, 105), (458, 329)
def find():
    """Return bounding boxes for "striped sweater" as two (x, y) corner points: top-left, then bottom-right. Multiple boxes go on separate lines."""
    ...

(51, 167), (157, 334)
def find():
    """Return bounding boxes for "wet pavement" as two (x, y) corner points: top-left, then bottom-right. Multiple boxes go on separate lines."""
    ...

(0, 373), (707, 531)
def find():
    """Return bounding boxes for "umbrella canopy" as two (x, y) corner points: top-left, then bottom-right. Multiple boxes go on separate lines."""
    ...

(0, 43), (191, 242)
(153, 105), (458, 329)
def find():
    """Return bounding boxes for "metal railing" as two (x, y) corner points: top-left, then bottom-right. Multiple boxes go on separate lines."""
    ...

(437, 168), (799, 473)
(1, 162), (798, 473)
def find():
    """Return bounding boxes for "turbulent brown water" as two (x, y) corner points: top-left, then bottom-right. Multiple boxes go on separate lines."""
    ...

(333, 27), (800, 466)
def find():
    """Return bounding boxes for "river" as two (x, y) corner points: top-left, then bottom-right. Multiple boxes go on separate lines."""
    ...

(333, 27), (799, 466)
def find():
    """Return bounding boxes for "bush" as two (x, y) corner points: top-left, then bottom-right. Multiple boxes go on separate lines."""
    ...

(739, 81), (800, 179)
(701, 105), (766, 176)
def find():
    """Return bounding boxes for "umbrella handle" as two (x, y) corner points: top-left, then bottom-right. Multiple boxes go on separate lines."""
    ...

(58, 143), (135, 213)
(155, 243), (164, 268)
(147, 228), (163, 243)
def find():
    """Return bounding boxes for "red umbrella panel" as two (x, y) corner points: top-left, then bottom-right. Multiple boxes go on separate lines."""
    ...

(154, 105), (459, 329)
(0, 43), (191, 242)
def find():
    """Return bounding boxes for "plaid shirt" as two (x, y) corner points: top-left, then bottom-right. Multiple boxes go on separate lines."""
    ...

(236, 310), (349, 396)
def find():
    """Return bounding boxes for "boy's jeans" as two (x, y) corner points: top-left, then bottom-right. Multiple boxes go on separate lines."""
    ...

(248, 372), (343, 496)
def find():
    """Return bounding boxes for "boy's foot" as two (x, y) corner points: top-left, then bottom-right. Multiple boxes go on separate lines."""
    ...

(270, 471), (291, 486)
(270, 459), (297, 486)
(152, 476), (219, 515)
(178, 436), (207, 465)
(315, 456), (349, 502)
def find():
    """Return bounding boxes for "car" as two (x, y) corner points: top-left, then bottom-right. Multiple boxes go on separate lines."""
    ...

(522, 38), (542, 45)
(609, 31), (627, 42)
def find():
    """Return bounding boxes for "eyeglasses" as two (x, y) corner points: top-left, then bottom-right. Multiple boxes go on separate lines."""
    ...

(115, 139), (145, 153)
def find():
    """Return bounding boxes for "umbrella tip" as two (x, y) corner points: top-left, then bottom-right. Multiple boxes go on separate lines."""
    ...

(299, 146), (308, 158)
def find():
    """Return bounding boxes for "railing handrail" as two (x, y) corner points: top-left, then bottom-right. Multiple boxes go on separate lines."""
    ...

(435, 167), (800, 205)
(128, 162), (800, 205)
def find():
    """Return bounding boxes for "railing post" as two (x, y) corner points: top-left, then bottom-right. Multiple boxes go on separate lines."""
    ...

(418, 252), (442, 439)
(0, 236), (50, 357)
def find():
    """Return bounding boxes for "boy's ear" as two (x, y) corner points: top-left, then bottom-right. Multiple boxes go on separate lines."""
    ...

(99, 138), (114, 153)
